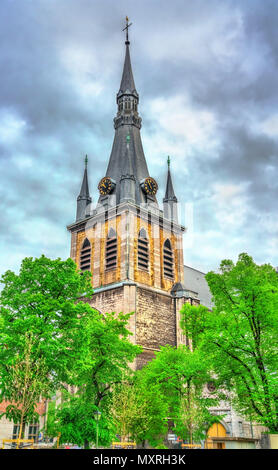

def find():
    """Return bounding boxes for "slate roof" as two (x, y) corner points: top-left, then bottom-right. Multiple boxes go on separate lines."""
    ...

(117, 42), (138, 98)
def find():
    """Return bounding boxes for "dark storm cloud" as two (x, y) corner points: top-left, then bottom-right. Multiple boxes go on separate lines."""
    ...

(0, 0), (277, 276)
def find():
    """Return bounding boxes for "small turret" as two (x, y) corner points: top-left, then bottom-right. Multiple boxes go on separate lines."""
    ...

(163, 156), (178, 222)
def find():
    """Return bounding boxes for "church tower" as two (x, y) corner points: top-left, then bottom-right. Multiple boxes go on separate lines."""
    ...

(67, 19), (186, 367)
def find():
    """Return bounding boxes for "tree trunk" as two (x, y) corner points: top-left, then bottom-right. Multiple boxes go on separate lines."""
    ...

(18, 414), (26, 448)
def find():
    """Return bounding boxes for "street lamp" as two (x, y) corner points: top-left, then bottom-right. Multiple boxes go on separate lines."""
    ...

(94, 410), (101, 449)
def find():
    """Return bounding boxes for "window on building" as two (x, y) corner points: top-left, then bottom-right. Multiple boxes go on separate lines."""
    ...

(106, 228), (117, 270)
(28, 422), (40, 443)
(163, 239), (174, 279)
(11, 424), (20, 448)
(12, 424), (20, 440)
(138, 228), (149, 270)
(80, 238), (91, 272)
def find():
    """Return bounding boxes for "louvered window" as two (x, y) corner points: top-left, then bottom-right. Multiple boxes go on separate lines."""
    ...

(138, 228), (149, 270)
(163, 239), (174, 279)
(80, 238), (91, 272)
(106, 229), (117, 270)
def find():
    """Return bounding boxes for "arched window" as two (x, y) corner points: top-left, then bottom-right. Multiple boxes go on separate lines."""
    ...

(138, 228), (149, 270)
(163, 239), (174, 279)
(106, 228), (117, 270)
(80, 238), (91, 272)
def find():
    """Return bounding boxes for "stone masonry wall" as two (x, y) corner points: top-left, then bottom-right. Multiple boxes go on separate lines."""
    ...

(136, 286), (175, 352)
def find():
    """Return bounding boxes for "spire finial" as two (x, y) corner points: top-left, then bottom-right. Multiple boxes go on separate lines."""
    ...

(167, 156), (171, 168)
(85, 154), (88, 168)
(122, 16), (132, 45)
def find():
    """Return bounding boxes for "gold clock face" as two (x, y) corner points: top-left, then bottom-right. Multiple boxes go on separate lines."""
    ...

(98, 177), (112, 195)
(144, 177), (158, 195)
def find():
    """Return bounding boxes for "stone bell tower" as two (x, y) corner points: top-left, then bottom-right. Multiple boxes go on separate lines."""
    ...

(67, 19), (186, 368)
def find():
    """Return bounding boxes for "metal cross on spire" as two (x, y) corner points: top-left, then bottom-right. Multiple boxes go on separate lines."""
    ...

(122, 16), (132, 44)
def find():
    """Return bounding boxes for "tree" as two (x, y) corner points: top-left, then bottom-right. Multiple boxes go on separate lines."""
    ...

(180, 303), (209, 351)
(202, 253), (278, 432)
(69, 309), (141, 412)
(45, 309), (141, 448)
(0, 254), (141, 448)
(139, 345), (216, 444)
(47, 310), (141, 448)
(0, 255), (93, 432)
(110, 376), (168, 448)
(111, 379), (144, 442)
(1, 332), (49, 441)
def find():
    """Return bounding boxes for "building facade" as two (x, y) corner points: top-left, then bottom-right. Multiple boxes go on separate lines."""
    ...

(67, 28), (192, 368)
(67, 28), (267, 448)
(0, 23), (268, 448)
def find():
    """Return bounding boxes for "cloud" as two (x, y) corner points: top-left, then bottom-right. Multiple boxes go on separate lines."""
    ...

(0, 0), (277, 279)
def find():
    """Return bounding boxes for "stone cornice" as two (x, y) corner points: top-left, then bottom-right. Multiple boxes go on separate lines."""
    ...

(67, 201), (186, 235)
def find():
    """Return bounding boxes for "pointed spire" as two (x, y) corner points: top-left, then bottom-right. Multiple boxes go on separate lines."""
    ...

(118, 17), (138, 98)
(164, 156), (177, 202)
(76, 155), (92, 221)
(163, 156), (178, 222)
(118, 44), (137, 96)
(79, 155), (90, 197)
(98, 19), (157, 208)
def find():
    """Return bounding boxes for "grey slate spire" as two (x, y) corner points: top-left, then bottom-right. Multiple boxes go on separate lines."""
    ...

(163, 156), (178, 222)
(76, 155), (92, 221)
(98, 20), (158, 208)
(120, 134), (136, 203)
(118, 42), (138, 98)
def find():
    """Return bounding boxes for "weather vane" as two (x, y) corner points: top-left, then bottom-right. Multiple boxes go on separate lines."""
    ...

(122, 16), (132, 44)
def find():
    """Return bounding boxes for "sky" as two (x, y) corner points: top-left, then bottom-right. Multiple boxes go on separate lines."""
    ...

(0, 0), (277, 277)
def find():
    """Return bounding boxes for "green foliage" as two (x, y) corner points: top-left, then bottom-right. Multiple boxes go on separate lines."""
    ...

(0, 332), (50, 438)
(204, 253), (278, 431)
(0, 255), (94, 386)
(138, 345), (216, 444)
(181, 253), (278, 432)
(46, 394), (115, 448)
(180, 303), (209, 351)
(46, 306), (141, 448)
(45, 308), (141, 448)
(0, 254), (142, 447)
(70, 310), (141, 408)
(111, 375), (168, 448)
(0, 255), (96, 434)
